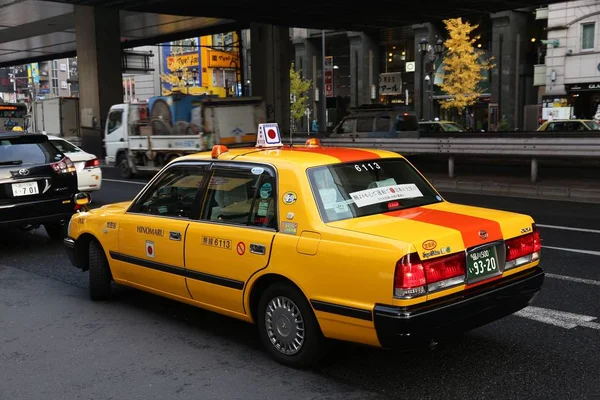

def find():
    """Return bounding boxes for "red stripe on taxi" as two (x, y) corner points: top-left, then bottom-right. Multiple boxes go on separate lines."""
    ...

(292, 147), (381, 163)
(386, 207), (503, 249)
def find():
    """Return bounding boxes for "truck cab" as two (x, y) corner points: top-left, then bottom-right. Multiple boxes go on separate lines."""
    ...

(104, 103), (148, 167)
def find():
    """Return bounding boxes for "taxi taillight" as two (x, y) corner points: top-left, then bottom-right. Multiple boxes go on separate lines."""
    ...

(505, 225), (541, 269)
(394, 252), (466, 299)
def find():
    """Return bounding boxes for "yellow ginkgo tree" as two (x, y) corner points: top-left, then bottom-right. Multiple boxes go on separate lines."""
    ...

(438, 18), (494, 114)
(289, 63), (312, 130)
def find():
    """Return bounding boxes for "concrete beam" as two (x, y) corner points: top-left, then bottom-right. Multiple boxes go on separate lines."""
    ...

(0, 13), (74, 44)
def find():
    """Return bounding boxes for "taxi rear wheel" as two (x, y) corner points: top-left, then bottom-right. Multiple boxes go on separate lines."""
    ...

(257, 282), (325, 369)
(89, 240), (112, 301)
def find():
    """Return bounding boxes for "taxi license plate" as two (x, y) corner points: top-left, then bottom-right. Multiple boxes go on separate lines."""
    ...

(12, 181), (39, 197)
(467, 246), (499, 282)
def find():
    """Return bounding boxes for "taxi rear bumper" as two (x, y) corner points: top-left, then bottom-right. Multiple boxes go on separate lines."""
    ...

(373, 266), (545, 349)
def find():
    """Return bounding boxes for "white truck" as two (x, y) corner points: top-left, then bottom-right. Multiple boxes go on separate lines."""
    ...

(32, 97), (80, 140)
(104, 96), (266, 178)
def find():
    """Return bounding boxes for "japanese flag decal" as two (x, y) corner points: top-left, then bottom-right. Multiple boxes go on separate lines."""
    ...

(146, 240), (155, 258)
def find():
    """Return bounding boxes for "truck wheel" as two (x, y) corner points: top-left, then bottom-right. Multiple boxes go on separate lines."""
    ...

(117, 154), (133, 179)
(257, 282), (326, 369)
(89, 240), (112, 301)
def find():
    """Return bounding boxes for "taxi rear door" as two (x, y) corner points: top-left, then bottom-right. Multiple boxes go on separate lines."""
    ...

(184, 163), (277, 315)
(114, 163), (209, 298)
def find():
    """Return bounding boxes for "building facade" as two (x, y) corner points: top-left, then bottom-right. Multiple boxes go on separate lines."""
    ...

(159, 32), (242, 98)
(537, 0), (600, 121)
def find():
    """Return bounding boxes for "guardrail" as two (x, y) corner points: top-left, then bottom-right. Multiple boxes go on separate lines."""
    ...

(316, 136), (600, 182)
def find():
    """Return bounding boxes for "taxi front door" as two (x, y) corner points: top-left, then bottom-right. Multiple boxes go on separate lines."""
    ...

(184, 164), (277, 315)
(113, 163), (210, 299)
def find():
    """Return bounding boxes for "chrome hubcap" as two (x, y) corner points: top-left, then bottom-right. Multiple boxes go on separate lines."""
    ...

(265, 296), (305, 355)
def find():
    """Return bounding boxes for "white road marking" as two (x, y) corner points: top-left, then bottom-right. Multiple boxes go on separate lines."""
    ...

(537, 224), (600, 234)
(103, 179), (146, 185)
(543, 246), (600, 257)
(546, 273), (600, 287)
(514, 306), (600, 331)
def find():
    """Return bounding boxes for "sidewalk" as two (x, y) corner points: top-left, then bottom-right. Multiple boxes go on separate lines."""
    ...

(426, 173), (600, 204)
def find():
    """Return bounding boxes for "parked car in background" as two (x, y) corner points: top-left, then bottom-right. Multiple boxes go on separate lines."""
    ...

(331, 105), (419, 138)
(0, 131), (79, 240)
(418, 120), (466, 133)
(537, 119), (600, 132)
(48, 135), (102, 192)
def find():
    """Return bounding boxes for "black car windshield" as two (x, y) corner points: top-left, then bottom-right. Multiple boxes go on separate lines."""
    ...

(0, 135), (61, 166)
(308, 158), (442, 223)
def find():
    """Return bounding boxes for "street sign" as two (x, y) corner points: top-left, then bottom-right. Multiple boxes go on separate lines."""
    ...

(379, 72), (402, 96)
(325, 69), (333, 97)
(325, 56), (333, 70)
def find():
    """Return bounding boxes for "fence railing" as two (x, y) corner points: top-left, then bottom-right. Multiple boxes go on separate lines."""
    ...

(313, 135), (600, 182)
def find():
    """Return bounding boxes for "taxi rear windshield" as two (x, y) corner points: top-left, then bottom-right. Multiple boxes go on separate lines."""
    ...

(308, 158), (442, 222)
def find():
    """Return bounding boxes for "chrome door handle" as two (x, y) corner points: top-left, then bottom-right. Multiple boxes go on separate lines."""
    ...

(169, 231), (182, 241)
(250, 244), (266, 255)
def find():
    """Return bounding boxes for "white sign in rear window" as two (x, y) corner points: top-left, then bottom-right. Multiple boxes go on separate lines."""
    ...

(349, 184), (423, 208)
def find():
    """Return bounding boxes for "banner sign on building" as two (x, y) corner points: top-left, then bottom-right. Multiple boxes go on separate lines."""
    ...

(166, 53), (200, 71)
(565, 82), (600, 92)
(379, 72), (402, 96)
(207, 50), (239, 69)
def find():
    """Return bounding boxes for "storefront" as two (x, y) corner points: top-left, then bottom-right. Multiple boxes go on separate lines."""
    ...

(378, 37), (415, 107)
(565, 82), (600, 119)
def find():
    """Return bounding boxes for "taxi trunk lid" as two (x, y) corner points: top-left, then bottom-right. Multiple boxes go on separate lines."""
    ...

(327, 203), (509, 255)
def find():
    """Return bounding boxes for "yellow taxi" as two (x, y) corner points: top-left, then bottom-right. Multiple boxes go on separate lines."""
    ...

(537, 119), (600, 132)
(64, 123), (544, 368)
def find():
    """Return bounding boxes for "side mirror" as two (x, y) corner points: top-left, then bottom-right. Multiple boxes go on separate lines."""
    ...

(74, 192), (92, 210)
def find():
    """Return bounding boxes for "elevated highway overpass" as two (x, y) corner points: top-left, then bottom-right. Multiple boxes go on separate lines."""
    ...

(0, 0), (560, 155)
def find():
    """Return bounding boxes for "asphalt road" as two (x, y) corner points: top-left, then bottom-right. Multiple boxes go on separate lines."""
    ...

(1, 167), (599, 400)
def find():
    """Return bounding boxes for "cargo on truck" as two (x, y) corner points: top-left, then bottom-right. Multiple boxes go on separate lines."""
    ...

(104, 93), (266, 178)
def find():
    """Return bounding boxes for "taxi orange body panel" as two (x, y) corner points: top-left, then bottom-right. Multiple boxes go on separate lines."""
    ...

(64, 136), (544, 364)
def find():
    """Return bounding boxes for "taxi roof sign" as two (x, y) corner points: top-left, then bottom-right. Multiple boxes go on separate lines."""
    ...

(256, 123), (283, 148)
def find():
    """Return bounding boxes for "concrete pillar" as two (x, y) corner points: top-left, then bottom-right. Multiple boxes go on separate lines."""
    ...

(413, 23), (440, 122)
(74, 5), (123, 156)
(348, 32), (379, 108)
(250, 23), (291, 136)
(491, 10), (529, 130)
(292, 38), (317, 131)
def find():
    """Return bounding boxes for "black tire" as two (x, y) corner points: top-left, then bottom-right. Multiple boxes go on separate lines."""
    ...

(44, 223), (66, 241)
(257, 282), (326, 369)
(89, 240), (112, 301)
(117, 153), (133, 179)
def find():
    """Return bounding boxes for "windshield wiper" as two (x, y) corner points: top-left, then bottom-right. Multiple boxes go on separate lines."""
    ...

(0, 160), (23, 166)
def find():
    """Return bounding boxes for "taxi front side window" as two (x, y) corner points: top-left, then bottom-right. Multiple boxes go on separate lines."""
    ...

(129, 165), (208, 219)
(201, 166), (277, 230)
(308, 158), (442, 223)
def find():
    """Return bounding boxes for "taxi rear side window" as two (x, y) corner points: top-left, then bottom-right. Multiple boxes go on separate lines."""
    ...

(308, 158), (442, 223)
(201, 166), (277, 230)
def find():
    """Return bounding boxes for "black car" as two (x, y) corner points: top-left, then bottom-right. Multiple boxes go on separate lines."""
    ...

(0, 131), (79, 239)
